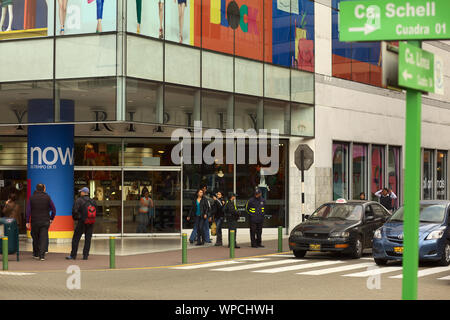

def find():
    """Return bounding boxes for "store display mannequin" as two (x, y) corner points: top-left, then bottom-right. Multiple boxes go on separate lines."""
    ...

(258, 168), (270, 200)
(215, 169), (226, 193)
(0, 0), (13, 32)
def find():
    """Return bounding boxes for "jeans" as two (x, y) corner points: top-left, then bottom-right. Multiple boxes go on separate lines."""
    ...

(70, 221), (94, 259)
(215, 218), (224, 244)
(193, 216), (206, 244)
(31, 220), (50, 258)
(204, 220), (211, 242)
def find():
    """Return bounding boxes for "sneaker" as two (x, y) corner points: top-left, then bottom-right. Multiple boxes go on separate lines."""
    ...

(235, 245), (240, 249)
(214, 243), (222, 246)
(40, 257), (45, 261)
(33, 255), (39, 260)
(251, 245), (258, 248)
(257, 245), (265, 248)
(65, 256), (76, 260)
(82, 256), (88, 260)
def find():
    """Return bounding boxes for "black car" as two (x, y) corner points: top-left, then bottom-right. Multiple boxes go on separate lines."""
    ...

(289, 200), (392, 259)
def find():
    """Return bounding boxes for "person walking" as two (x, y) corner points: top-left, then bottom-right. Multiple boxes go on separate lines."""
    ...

(212, 191), (225, 246)
(66, 187), (97, 260)
(187, 189), (209, 246)
(201, 184), (213, 243)
(246, 188), (266, 248)
(375, 188), (397, 212)
(26, 184), (56, 261)
(224, 193), (240, 249)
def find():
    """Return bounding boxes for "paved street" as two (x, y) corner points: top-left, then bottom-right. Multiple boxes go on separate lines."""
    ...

(1, 250), (448, 300)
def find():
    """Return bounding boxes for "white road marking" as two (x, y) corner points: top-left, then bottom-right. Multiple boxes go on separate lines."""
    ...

(437, 275), (450, 280)
(268, 254), (295, 258)
(297, 262), (375, 276)
(237, 258), (269, 262)
(171, 260), (242, 270)
(212, 259), (301, 272)
(253, 260), (342, 274)
(390, 266), (450, 279)
(0, 271), (35, 276)
(343, 266), (402, 277)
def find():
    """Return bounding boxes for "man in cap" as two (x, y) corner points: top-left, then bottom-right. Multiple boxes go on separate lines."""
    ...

(224, 192), (240, 249)
(246, 188), (266, 248)
(66, 187), (97, 260)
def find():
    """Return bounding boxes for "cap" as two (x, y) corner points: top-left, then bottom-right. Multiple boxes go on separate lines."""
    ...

(255, 188), (262, 195)
(228, 192), (237, 198)
(79, 187), (89, 193)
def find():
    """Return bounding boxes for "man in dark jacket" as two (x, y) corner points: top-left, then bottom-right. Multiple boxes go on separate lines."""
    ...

(246, 188), (266, 248)
(26, 184), (56, 261)
(212, 191), (225, 246)
(66, 187), (96, 260)
(224, 193), (240, 249)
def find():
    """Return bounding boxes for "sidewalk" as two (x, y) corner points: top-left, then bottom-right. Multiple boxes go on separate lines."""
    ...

(3, 236), (291, 273)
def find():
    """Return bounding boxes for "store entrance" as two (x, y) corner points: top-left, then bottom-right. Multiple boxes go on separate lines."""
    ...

(0, 169), (27, 234)
(123, 170), (181, 234)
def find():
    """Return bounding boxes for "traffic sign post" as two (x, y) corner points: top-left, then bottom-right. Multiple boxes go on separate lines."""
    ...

(294, 145), (314, 222)
(339, 0), (450, 42)
(339, 0), (449, 301)
(399, 42), (435, 92)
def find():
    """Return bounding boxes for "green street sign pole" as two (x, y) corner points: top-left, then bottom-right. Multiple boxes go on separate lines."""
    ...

(402, 40), (422, 301)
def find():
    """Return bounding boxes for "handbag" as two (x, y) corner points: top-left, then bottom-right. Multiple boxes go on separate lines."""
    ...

(211, 221), (217, 236)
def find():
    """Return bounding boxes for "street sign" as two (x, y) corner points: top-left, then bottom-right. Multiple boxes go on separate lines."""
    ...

(294, 144), (314, 171)
(399, 42), (435, 92)
(339, 0), (450, 42)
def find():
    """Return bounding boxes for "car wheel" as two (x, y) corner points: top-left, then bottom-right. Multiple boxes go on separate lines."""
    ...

(437, 240), (450, 266)
(350, 236), (363, 259)
(293, 250), (306, 258)
(374, 258), (388, 266)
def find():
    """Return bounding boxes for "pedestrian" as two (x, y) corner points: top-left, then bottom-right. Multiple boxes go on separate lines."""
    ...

(201, 184), (213, 243)
(375, 187), (397, 212)
(246, 188), (266, 248)
(212, 191), (225, 246)
(224, 193), (240, 248)
(2, 193), (22, 228)
(359, 192), (366, 200)
(66, 187), (97, 260)
(187, 189), (209, 246)
(26, 184), (56, 261)
(137, 188), (153, 233)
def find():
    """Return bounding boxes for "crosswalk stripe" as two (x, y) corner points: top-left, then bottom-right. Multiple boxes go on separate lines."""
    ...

(437, 275), (450, 280)
(253, 260), (342, 274)
(343, 266), (402, 277)
(0, 272), (35, 276)
(238, 258), (269, 262)
(297, 262), (375, 276)
(171, 260), (242, 270)
(390, 266), (450, 279)
(212, 259), (301, 272)
(268, 254), (295, 258)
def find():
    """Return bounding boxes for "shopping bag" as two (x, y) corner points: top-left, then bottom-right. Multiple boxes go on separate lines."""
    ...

(211, 222), (217, 236)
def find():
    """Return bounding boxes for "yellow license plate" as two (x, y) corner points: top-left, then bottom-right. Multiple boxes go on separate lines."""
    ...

(394, 247), (403, 254)
(309, 244), (321, 251)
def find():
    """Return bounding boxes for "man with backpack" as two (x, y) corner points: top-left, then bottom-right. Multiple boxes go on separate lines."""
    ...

(66, 187), (97, 260)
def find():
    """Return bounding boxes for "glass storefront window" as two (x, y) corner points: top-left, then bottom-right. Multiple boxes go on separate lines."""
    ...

(126, 79), (161, 124)
(371, 145), (385, 199)
(74, 139), (122, 167)
(123, 140), (177, 167)
(164, 85), (200, 127)
(437, 151), (447, 200)
(352, 144), (367, 200)
(74, 170), (122, 234)
(388, 146), (401, 207)
(201, 90), (233, 130)
(333, 142), (348, 200)
(0, 169), (27, 234)
(290, 103), (314, 137)
(423, 149), (434, 200)
(234, 95), (263, 131)
(264, 100), (290, 135)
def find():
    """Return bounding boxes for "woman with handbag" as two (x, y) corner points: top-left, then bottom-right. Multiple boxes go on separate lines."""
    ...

(187, 189), (209, 246)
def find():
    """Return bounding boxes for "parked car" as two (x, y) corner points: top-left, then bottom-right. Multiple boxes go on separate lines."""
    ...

(373, 200), (450, 266)
(289, 199), (391, 259)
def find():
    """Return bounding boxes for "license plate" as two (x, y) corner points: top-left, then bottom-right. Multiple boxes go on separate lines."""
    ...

(309, 244), (321, 251)
(394, 247), (403, 254)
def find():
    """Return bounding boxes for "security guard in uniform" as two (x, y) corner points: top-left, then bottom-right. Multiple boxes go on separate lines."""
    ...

(246, 188), (266, 248)
(224, 192), (240, 249)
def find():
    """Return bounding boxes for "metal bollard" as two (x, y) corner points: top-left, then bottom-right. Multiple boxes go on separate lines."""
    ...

(278, 226), (283, 253)
(2, 237), (8, 271)
(182, 233), (188, 264)
(230, 230), (235, 259)
(109, 236), (115, 269)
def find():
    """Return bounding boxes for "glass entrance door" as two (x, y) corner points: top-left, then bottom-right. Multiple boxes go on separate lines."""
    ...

(123, 170), (181, 234)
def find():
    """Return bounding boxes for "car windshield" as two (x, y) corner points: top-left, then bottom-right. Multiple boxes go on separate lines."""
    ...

(309, 204), (363, 221)
(389, 205), (446, 223)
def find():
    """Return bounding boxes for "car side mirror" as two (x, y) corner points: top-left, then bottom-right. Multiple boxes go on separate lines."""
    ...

(304, 214), (310, 221)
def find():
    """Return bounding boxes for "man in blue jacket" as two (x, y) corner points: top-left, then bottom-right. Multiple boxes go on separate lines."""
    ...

(246, 188), (266, 248)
